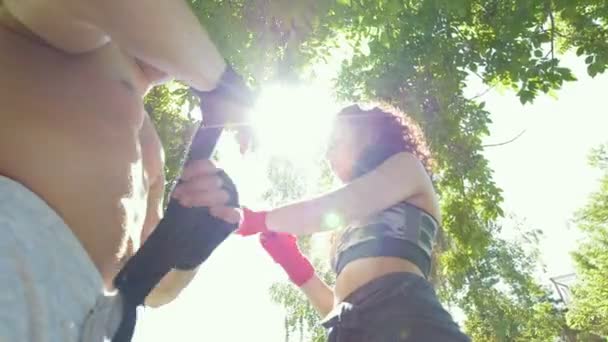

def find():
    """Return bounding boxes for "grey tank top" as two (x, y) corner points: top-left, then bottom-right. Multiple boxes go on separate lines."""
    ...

(331, 201), (439, 277)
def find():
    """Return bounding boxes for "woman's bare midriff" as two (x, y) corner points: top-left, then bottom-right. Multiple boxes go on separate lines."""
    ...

(0, 25), (153, 287)
(333, 195), (438, 303)
(334, 256), (425, 303)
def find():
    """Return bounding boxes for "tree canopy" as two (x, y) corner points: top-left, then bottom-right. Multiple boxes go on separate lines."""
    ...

(567, 144), (608, 337)
(145, 1), (608, 340)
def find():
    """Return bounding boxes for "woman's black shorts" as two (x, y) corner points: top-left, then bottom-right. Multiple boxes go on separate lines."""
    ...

(321, 272), (470, 342)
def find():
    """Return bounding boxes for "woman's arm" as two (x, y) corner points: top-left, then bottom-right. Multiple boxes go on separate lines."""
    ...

(266, 152), (433, 235)
(299, 275), (334, 317)
(260, 233), (334, 317)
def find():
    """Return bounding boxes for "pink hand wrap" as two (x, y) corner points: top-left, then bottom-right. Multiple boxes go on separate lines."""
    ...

(260, 232), (315, 287)
(236, 208), (269, 236)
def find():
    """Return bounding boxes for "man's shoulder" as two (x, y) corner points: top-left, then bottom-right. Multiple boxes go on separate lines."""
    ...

(0, 231), (89, 342)
(0, 222), (39, 340)
(0, 197), (103, 342)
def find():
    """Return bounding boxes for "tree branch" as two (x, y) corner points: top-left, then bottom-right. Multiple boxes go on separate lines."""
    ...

(482, 129), (527, 148)
(469, 84), (497, 100)
(548, 1), (556, 61)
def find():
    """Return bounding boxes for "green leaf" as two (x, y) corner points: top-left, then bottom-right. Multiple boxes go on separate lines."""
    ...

(576, 46), (585, 56)
(588, 64), (599, 78)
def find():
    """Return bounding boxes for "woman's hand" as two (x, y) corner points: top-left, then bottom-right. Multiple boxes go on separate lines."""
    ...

(235, 208), (269, 236)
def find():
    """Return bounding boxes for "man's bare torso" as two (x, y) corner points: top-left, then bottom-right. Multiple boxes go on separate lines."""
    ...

(0, 3), (164, 288)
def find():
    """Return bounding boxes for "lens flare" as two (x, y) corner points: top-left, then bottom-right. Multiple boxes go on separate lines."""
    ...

(250, 84), (339, 163)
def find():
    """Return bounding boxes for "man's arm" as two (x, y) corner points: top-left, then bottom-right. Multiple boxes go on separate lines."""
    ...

(137, 149), (199, 308)
(138, 114), (199, 307)
(5, 0), (226, 91)
(142, 164), (198, 308)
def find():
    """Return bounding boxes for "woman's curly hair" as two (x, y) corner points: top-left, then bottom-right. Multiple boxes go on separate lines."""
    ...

(336, 103), (433, 177)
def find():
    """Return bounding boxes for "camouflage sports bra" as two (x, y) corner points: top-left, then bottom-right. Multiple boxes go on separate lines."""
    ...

(331, 201), (439, 277)
(330, 139), (439, 277)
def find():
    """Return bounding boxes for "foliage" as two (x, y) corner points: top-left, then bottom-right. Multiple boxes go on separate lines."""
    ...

(145, 83), (199, 206)
(269, 260), (334, 342)
(144, 0), (608, 340)
(462, 222), (568, 341)
(309, 0), (606, 300)
(568, 144), (608, 337)
(262, 158), (337, 342)
(261, 158), (309, 207)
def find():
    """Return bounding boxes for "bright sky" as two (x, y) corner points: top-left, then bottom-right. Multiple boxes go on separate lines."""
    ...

(133, 82), (340, 342)
(134, 53), (607, 341)
(471, 53), (608, 281)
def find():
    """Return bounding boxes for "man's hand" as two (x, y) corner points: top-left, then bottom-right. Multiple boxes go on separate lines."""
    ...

(192, 65), (255, 154)
(171, 160), (240, 224)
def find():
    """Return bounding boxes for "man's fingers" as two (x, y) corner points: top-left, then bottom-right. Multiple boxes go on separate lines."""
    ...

(181, 189), (229, 208)
(209, 206), (241, 224)
(173, 174), (223, 198)
(181, 159), (218, 181)
(170, 158), (243, 225)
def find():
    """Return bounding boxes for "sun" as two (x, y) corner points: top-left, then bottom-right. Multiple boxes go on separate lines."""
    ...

(249, 83), (340, 163)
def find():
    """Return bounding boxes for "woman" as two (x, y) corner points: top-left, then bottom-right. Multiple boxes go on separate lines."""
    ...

(236, 104), (470, 341)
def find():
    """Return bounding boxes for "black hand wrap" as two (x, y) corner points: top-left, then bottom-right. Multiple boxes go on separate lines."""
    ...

(112, 64), (253, 342)
(191, 65), (254, 131)
(172, 169), (239, 270)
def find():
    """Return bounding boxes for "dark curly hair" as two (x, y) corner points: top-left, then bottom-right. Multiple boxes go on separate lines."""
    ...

(335, 103), (433, 179)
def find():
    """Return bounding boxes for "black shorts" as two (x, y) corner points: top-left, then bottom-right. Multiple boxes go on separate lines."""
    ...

(321, 273), (470, 342)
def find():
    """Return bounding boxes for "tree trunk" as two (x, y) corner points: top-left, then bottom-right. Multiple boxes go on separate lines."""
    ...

(284, 316), (289, 342)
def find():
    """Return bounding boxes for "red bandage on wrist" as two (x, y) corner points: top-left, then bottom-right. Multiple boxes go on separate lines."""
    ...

(260, 233), (314, 287)
(236, 208), (269, 236)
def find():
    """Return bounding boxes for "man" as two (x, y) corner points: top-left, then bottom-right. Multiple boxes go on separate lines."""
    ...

(0, 0), (241, 340)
